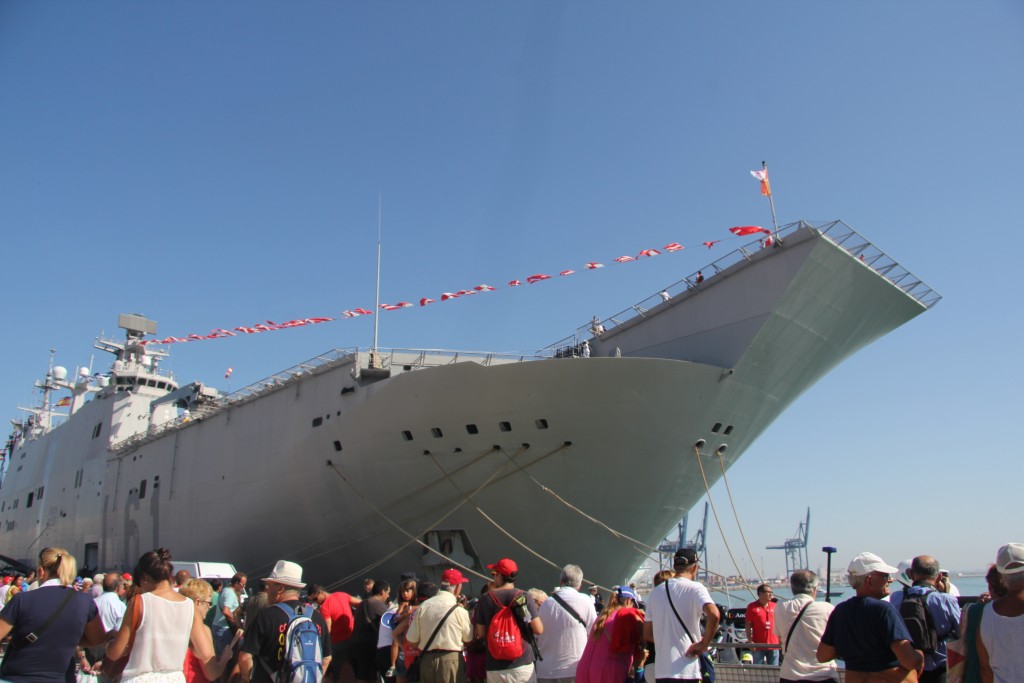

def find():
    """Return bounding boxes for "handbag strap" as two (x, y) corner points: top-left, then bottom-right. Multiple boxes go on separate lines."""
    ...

(551, 592), (587, 629)
(422, 604), (460, 652)
(664, 580), (699, 647)
(23, 588), (77, 643)
(784, 600), (813, 655)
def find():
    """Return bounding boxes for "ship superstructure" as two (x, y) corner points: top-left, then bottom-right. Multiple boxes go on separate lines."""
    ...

(0, 221), (939, 589)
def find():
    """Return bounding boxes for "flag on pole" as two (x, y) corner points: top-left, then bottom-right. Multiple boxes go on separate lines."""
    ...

(56, 397), (71, 407)
(225, 368), (233, 379)
(729, 226), (771, 236)
(751, 168), (771, 196)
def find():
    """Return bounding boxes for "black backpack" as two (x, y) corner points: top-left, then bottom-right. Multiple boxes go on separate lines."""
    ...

(898, 587), (938, 654)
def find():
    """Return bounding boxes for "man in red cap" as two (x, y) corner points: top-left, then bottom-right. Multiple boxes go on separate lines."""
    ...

(407, 568), (473, 683)
(473, 558), (544, 683)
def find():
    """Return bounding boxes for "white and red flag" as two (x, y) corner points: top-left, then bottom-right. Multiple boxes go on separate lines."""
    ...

(419, 297), (435, 306)
(729, 226), (770, 236)
(751, 168), (771, 196)
(585, 262), (604, 270)
(474, 284), (496, 292)
(560, 269), (575, 276)
(703, 240), (720, 249)
(638, 249), (661, 258)
(614, 255), (635, 263)
(225, 368), (233, 379)
(664, 243), (684, 252)
(527, 274), (551, 284)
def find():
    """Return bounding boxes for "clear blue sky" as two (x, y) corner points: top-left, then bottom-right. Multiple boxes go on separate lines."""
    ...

(2, 1), (1021, 578)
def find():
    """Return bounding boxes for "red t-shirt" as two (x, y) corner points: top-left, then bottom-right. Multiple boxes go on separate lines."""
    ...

(320, 592), (356, 643)
(744, 600), (779, 647)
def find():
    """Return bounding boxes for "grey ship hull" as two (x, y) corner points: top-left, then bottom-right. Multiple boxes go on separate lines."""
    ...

(0, 224), (937, 590)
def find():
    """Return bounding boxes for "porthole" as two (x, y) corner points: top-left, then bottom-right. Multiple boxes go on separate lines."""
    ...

(466, 424), (479, 435)
(499, 422), (512, 432)
(724, 425), (734, 435)
(333, 441), (343, 452)
(535, 419), (549, 430)
(312, 417), (323, 428)
(431, 428), (443, 438)
(402, 431), (413, 441)
(711, 423), (722, 433)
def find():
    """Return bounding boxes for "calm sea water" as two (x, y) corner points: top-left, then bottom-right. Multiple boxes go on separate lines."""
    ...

(708, 575), (989, 609)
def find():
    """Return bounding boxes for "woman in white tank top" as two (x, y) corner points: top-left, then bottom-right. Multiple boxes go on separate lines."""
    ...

(106, 548), (227, 683)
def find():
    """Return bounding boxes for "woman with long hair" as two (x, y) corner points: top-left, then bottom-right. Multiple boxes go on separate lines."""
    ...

(178, 579), (237, 683)
(105, 548), (227, 683)
(0, 547), (106, 683)
(575, 586), (647, 683)
(385, 579), (418, 683)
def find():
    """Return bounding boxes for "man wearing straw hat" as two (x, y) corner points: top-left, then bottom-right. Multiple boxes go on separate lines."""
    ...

(238, 560), (332, 683)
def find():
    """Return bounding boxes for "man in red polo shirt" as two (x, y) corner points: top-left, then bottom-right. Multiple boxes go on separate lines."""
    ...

(308, 584), (363, 683)
(745, 584), (780, 665)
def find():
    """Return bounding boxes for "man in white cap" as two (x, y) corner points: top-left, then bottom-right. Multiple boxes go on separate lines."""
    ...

(406, 568), (473, 683)
(817, 552), (924, 680)
(978, 543), (1024, 683)
(238, 560), (332, 683)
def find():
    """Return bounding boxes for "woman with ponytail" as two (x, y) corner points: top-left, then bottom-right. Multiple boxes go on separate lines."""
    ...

(105, 548), (226, 683)
(575, 586), (648, 683)
(0, 547), (107, 683)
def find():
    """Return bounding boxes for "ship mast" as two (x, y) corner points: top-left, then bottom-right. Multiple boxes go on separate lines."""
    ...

(371, 194), (382, 369)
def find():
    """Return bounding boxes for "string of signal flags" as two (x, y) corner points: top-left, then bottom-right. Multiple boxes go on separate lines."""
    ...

(139, 166), (778, 347)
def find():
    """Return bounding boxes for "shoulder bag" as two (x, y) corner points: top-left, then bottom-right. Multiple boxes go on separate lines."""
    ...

(664, 580), (715, 683)
(101, 594), (144, 681)
(406, 603), (459, 683)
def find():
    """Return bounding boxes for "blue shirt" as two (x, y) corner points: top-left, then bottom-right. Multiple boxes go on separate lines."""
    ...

(821, 595), (913, 672)
(888, 585), (961, 671)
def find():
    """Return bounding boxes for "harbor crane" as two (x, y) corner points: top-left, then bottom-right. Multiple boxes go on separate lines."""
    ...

(767, 507), (811, 577)
(659, 502), (709, 582)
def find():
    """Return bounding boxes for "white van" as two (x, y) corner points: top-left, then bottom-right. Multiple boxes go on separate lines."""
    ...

(172, 561), (239, 580)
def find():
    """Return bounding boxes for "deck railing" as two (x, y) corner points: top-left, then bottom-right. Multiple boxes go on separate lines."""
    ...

(546, 219), (942, 353)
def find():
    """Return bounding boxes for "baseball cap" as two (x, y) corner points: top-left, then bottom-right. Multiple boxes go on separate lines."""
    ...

(673, 548), (698, 567)
(848, 552), (899, 576)
(896, 559), (913, 586)
(122, 573), (132, 581)
(2, 576), (12, 585)
(487, 558), (518, 577)
(441, 568), (470, 585)
(996, 543), (1024, 575)
(616, 586), (639, 604)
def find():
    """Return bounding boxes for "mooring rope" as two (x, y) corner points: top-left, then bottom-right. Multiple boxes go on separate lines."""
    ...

(693, 445), (759, 598)
(716, 450), (766, 586)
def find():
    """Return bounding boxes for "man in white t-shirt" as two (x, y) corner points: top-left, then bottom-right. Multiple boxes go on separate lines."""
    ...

(643, 548), (719, 683)
(536, 564), (598, 683)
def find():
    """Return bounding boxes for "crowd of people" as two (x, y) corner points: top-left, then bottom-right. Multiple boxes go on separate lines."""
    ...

(0, 542), (1021, 683)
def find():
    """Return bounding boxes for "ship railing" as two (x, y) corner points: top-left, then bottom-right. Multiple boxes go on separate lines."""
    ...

(545, 219), (942, 352)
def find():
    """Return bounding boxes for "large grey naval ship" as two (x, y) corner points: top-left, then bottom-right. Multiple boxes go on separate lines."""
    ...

(0, 221), (940, 590)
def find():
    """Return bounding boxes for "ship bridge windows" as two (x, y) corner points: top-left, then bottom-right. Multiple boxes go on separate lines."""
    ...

(92, 423), (102, 439)
(26, 492), (33, 508)
(139, 479), (147, 499)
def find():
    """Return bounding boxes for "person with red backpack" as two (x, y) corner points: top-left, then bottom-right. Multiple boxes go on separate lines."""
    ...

(472, 558), (544, 683)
